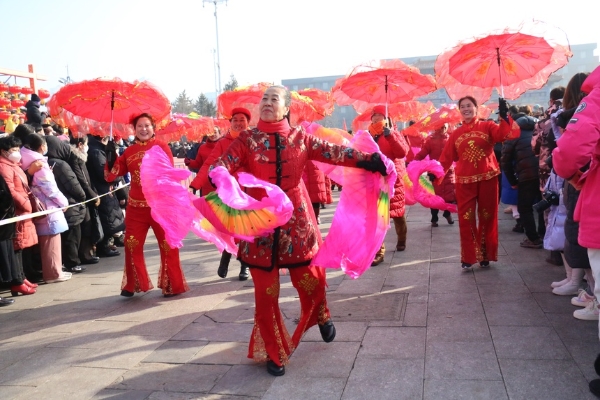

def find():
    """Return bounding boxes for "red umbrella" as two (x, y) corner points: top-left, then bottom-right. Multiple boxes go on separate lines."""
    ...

(297, 88), (334, 118)
(352, 101), (435, 131)
(436, 20), (572, 100)
(332, 59), (437, 114)
(155, 114), (215, 143)
(402, 104), (463, 137)
(49, 77), (171, 138)
(217, 82), (324, 125)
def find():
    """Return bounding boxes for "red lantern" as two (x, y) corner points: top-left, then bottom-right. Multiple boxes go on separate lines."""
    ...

(38, 89), (50, 99)
(8, 86), (22, 94)
(0, 98), (10, 107)
(0, 111), (11, 120)
(0, 83), (8, 92)
(20, 87), (34, 95)
(11, 99), (25, 108)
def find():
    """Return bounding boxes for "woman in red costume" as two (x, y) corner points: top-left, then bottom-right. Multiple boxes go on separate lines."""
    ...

(211, 85), (387, 376)
(105, 113), (189, 297)
(438, 96), (519, 271)
(368, 105), (410, 264)
(185, 126), (222, 195)
(190, 107), (252, 281)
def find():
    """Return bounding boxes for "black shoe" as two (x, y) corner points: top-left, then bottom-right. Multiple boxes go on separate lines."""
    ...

(163, 293), (180, 298)
(318, 320), (336, 343)
(81, 256), (100, 265)
(479, 261), (490, 268)
(590, 379), (600, 397)
(444, 214), (454, 225)
(594, 353), (600, 376)
(431, 222), (439, 227)
(0, 297), (15, 307)
(320, 203), (325, 209)
(98, 247), (120, 257)
(239, 266), (249, 281)
(266, 360), (285, 376)
(218, 252), (232, 278)
(461, 263), (473, 271)
(120, 290), (134, 297)
(512, 223), (524, 233)
(65, 265), (86, 273)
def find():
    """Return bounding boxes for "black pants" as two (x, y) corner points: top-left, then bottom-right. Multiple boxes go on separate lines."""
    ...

(517, 179), (541, 242)
(0, 240), (23, 284)
(431, 209), (450, 223)
(61, 224), (81, 268)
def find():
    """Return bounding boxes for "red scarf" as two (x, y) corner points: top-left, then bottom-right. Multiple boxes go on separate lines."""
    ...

(257, 118), (290, 133)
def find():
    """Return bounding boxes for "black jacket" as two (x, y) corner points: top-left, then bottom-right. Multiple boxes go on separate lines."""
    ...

(46, 139), (86, 226)
(25, 100), (46, 127)
(86, 135), (125, 235)
(0, 174), (16, 241)
(501, 114), (539, 186)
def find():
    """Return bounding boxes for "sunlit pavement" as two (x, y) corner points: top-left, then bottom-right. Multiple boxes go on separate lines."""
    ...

(1, 191), (598, 399)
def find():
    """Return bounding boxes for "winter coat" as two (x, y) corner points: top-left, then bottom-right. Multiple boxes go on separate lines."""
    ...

(69, 146), (99, 223)
(303, 161), (328, 204)
(372, 130), (410, 218)
(46, 139), (86, 227)
(414, 132), (456, 203)
(500, 172), (518, 205)
(553, 65), (600, 249)
(213, 122), (372, 270)
(86, 135), (125, 236)
(20, 148), (68, 236)
(25, 100), (46, 127)
(501, 114), (539, 186)
(0, 174), (16, 242)
(0, 156), (38, 250)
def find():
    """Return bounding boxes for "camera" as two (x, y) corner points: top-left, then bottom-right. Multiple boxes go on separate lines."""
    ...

(532, 190), (560, 212)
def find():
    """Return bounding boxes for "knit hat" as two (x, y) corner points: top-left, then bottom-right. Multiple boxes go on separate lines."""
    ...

(372, 105), (386, 116)
(231, 107), (251, 122)
(30, 93), (41, 102)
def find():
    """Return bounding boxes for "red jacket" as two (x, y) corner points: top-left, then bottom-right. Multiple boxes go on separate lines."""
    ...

(553, 65), (600, 249)
(371, 130), (410, 218)
(214, 124), (371, 270)
(303, 161), (328, 204)
(105, 139), (173, 208)
(0, 156), (38, 250)
(439, 118), (519, 184)
(188, 139), (219, 196)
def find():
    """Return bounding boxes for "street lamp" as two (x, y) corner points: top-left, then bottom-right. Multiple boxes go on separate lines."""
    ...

(203, 0), (227, 94)
(58, 65), (72, 85)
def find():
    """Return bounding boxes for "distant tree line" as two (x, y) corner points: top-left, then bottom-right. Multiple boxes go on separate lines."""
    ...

(171, 74), (239, 116)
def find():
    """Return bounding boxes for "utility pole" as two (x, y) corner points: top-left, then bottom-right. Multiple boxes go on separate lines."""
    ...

(203, 0), (227, 95)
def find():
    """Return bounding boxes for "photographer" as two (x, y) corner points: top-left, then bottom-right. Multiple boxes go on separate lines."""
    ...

(501, 106), (541, 248)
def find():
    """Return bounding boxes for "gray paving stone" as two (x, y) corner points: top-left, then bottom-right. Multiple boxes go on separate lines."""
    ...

(333, 277), (385, 295)
(547, 313), (600, 343)
(425, 341), (502, 380)
(172, 315), (252, 342)
(490, 326), (570, 360)
(288, 341), (360, 378)
(477, 283), (533, 303)
(423, 379), (508, 400)
(427, 292), (484, 316)
(562, 340), (600, 381)
(301, 321), (367, 342)
(483, 300), (549, 326)
(358, 327), (425, 359)
(91, 389), (154, 400)
(209, 364), (275, 397)
(402, 301), (428, 327)
(342, 358), (424, 400)
(142, 339), (208, 364)
(427, 312), (491, 343)
(189, 341), (254, 365)
(533, 292), (579, 314)
(264, 377), (346, 400)
(499, 358), (594, 400)
(109, 363), (230, 393)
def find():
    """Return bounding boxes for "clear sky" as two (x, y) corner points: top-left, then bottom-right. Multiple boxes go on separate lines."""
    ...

(2, 0), (599, 102)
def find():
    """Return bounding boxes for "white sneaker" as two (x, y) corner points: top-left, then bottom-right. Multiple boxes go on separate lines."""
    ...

(317, 217), (321, 224)
(551, 278), (570, 288)
(574, 299), (600, 321)
(46, 272), (72, 284)
(571, 289), (595, 307)
(552, 280), (581, 296)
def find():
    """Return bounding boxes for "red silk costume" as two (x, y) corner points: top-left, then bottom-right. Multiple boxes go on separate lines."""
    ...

(213, 119), (371, 367)
(105, 139), (189, 295)
(439, 117), (519, 264)
(188, 140), (219, 196)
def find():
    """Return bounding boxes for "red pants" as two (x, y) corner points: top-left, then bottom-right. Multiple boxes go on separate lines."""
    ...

(122, 206), (189, 295)
(248, 265), (330, 367)
(455, 178), (499, 264)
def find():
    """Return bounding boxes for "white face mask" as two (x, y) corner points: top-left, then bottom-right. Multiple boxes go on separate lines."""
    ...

(83, 145), (89, 154)
(5, 151), (21, 163)
(128, 135), (135, 142)
(118, 139), (124, 146)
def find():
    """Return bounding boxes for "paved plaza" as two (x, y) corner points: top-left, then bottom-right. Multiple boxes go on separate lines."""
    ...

(1, 192), (599, 399)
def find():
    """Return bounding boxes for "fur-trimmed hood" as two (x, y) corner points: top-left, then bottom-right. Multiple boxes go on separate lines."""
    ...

(70, 145), (88, 163)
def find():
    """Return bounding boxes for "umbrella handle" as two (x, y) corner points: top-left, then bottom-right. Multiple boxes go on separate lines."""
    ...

(496, 48), (505, 98)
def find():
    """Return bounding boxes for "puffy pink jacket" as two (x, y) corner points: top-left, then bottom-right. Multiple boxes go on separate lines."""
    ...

(553, 65), (600, 249)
